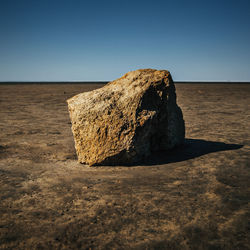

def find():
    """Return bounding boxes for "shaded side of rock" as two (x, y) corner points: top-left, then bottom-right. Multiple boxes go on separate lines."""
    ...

(67, 69), (185, 166)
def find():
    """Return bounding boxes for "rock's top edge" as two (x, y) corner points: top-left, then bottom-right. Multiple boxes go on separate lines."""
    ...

(67, 69), (171, 104)
(110, 68), (170, 83)
(123, 68), (170, 76)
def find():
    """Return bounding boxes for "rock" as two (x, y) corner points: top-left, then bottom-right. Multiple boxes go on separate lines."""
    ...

(67, 69), (185, 166)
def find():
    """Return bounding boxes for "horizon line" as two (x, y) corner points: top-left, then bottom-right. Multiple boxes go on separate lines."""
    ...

(0, 80), (250, 84)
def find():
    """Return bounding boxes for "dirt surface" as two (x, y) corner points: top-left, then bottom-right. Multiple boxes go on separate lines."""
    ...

(0, 83), (249, 249)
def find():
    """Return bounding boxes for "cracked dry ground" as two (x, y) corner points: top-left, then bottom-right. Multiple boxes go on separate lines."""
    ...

(0, 83), (249, 249)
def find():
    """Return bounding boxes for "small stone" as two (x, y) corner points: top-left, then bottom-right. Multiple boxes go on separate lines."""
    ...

(67, 69), (185, 166)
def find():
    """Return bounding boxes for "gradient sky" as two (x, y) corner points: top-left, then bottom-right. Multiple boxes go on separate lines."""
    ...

(0, 0), (250, 81)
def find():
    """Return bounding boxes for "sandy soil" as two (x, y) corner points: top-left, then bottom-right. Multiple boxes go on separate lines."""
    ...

(0, 83), (249, 249)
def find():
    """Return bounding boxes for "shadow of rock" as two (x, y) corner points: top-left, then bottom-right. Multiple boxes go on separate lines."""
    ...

(144, 138), (243, 166)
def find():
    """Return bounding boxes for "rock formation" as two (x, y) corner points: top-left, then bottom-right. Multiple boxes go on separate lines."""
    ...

(67, 69), (185, 166)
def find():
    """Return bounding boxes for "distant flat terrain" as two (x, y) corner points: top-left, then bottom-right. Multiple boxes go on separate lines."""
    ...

(1, 81), (250, 84)
(0, 83), (249, 249)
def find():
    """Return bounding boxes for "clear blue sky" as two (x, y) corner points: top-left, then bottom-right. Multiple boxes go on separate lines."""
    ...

(0, 0), (250, 81)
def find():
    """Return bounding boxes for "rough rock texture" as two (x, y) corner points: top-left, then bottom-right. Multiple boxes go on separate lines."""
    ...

(67, 69), (185, 166)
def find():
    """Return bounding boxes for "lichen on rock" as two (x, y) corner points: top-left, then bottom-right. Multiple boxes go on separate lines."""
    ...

(67, 69), (185, 166)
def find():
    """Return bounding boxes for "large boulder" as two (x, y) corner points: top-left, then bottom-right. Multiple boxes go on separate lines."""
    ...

(67, 69), (185, 166)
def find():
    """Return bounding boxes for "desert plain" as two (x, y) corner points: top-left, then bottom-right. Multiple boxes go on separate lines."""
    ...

(0, 83), (249, 249)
